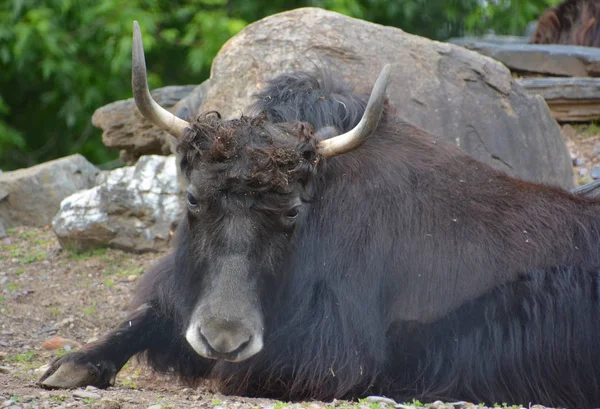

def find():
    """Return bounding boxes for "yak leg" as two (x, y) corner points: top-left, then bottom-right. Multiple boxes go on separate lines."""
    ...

(39, 303), (159, 389)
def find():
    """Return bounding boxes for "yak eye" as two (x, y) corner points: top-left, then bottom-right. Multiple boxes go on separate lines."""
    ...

(187, 192), (199, 208)
(285, 208), (299, 220)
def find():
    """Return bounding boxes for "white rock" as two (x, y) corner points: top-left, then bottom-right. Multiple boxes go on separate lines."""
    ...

(53, 155), (184, 252)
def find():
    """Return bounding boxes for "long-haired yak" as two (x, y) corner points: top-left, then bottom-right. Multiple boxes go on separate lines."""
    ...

(39, 21), (600, 408)
(532, 0), (600, 47)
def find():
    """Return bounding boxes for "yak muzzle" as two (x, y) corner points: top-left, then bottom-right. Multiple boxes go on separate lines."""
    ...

(185, 316), (264, 362)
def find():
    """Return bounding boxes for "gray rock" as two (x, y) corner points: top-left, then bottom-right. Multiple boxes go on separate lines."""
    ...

(0, 154), (99, 228)
(573, 179), (600, 198)
(72, 390), (101, 400)
(579, 167), (589, 177)
(92, 83), (209, 164)
(199, 8), (574, 189)
(574, 157), (586, 166)
(448, 39), (600, 77)
(516, 77), (600, 121)
(592, 166), (600, 179)
(0, 220), (6, 239)
(52, 155), (183, 252)
(448, 34), (531, 45)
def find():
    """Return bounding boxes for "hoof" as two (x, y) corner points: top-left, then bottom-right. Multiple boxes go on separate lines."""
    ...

(39, 361), (97, 389)
(38, 354), (116, 389)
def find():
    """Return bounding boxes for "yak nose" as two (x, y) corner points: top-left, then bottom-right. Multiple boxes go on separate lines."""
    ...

(200, 320), (251, 354)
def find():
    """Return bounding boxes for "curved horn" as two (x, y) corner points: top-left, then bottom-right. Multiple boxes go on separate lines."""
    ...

(317, 64), (392, 158)
(132, 21), (190, 138)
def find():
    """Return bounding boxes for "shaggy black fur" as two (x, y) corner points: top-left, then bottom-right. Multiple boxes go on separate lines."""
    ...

(532, 0), (600, 47)
(41, 69), (600, 408)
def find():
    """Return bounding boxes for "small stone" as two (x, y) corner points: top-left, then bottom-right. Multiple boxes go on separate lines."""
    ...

(592, 166), (600, 180)
(73, 390), (101, 400)
(42, 336), (81, 350)
(34, 364), (50, 375)
(101, 401), (121, 409)
(307, 404), (322, 409)
(366, 396), (398, 406)
(574, 157), (585, 167)
(85, 385), (98, 391)
(580, 167), (589, 177)
(58, 317), (75, 327)
(127, 275), (138, 282)
(0, 366), (11, 373)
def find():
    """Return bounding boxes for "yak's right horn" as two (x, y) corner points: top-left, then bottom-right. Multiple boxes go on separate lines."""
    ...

(317, 64), (391, 158)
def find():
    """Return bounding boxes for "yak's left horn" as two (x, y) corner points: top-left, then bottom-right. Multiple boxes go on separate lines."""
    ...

(317, 64), (392, 158)
(132, 21), (190, 138)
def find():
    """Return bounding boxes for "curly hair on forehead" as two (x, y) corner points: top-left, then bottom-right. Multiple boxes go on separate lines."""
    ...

(176, 111), (321, 194)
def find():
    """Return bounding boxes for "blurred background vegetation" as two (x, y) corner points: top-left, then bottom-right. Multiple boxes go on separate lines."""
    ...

(0, 0), (562, 171)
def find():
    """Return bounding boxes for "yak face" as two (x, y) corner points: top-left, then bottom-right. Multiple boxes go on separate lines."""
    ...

(130, 21), (390, 361)
(176, 112), (321, 362)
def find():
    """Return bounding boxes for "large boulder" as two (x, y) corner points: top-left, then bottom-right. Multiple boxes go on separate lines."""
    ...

(199, 7), (574, 189)
(0, 154), (99, 228)
(92, 82), (209, 164)
(52, 155), (183, 253)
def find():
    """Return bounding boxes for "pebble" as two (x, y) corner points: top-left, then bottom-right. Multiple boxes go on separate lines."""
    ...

(72, 390), (101, 400)
(101, 401), (121, 409)
(574, 157), (585, 167)
(85, 385), (98, 391)
(42, 336), (81, 350)
(127, 275), (138, 282)
(592, 166), (600, 180)
(147, 405), (163, 409)
(579, 167), (589, 177)
(34, 364), (50, 375)
(0, 366), (11, 374)
(366, 396), (398, 406)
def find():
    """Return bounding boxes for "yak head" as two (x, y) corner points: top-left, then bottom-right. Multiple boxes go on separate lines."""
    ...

(131, 21), (390, 362)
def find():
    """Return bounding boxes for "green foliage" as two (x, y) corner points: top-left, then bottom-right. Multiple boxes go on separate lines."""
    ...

(0, 0), (566, 171)
(0, 0), (245, 170)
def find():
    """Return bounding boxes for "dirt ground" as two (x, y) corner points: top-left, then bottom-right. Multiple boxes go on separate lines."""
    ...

(1, 125), (597, 409)
(562, 123), (600, 185)
(0, 226), (299, 409)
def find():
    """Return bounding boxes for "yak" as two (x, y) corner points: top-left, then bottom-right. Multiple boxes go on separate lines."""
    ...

(40, 21), (600, 408)
(532, 0), (600, 47)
